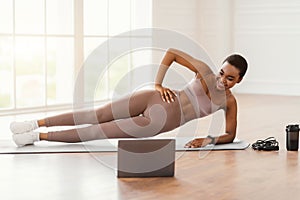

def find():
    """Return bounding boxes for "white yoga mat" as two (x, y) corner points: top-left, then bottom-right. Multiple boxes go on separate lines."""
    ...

(0, 137), (249, 154)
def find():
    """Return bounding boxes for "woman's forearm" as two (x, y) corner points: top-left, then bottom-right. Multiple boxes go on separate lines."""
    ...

(184, 132), (236, 148)
(213, 132), (236, 145)
(155, 49), (175, 86)
(155, 64), (168, 87)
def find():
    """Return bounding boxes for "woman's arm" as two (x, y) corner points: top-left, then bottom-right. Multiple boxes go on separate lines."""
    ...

(214, 96), (237, 144)
(184, 96), (237, 148)
(155, 48), (213, 102)
(155, 48), (212, 84)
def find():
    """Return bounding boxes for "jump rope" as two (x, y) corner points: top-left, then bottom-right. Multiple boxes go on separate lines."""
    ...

(252, 137), (279, 151)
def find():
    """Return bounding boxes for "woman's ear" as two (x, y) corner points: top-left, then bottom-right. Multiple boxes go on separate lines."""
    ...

(237, 77), (243, 83)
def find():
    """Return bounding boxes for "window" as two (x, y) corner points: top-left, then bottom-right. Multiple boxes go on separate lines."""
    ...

(0, 0), (152, 115)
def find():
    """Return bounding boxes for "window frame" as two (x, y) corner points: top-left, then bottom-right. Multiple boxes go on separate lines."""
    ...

(0, 0), (153, 116)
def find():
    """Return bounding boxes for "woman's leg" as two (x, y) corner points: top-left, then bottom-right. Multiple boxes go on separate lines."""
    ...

(12, 90), (182, 146)
(44, 116), (150, 142)
(42, 90), (156, 127)
(42, 91), (182, 142)
(11, 90), (156, 135)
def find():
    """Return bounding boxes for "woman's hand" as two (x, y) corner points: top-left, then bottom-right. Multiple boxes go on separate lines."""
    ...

(155, 84), (177, 103)
(184, 137), (212, 148)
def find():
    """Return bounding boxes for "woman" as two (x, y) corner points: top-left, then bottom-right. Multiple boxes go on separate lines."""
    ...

(10, 48), (247, 148)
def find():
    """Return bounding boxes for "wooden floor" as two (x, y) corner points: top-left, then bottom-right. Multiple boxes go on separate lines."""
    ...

(0, 94), (300, 200)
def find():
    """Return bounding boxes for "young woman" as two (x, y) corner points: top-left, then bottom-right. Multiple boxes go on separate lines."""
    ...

(10, 48), (247, 148)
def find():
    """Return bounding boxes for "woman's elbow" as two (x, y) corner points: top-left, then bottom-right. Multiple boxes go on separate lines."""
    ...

(227, 132), (236, 143)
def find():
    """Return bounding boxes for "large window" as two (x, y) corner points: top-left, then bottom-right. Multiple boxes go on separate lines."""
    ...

(0, 0), (152, 115)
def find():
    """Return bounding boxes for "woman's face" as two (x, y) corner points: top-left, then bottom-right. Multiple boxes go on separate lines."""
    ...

(216, 61), (242, 90)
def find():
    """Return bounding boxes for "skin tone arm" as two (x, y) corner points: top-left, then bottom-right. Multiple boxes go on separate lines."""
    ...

(184, 95), (238, 148)
(155, 48), (213, 103)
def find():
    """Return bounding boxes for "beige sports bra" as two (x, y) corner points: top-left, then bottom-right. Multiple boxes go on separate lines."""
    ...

(182, 78), (221, 118)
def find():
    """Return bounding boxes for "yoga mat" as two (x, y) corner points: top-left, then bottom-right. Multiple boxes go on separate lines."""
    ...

(0, 137), (249, 154)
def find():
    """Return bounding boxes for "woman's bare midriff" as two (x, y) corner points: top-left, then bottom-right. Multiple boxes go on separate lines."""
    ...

(178, 90), (197, 123)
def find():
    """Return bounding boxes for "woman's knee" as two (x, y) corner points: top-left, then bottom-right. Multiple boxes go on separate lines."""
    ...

(95, 105), (113, 123)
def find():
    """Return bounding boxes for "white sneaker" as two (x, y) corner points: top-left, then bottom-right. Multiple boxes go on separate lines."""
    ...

(12, 131), (40, 147)
(10, 120), (38, 134)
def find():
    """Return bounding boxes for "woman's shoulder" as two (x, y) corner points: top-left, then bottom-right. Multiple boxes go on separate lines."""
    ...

(225, 92), (237, 108)
(194, 64), (214, 79)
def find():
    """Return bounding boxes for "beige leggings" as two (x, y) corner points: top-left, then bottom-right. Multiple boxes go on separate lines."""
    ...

(44, 90), (184, 142)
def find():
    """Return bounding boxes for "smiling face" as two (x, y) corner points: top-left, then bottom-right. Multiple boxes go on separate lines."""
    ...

(216, 61), (243, 91)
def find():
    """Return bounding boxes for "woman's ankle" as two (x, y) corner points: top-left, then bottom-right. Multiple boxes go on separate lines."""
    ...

(37, 119), (46, 127)
(39, 133), (48, 140)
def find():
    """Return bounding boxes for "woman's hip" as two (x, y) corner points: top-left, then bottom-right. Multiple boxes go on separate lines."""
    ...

(145, 91), (184, 131)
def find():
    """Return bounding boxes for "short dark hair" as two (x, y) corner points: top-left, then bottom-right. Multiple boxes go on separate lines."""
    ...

(223, 54), (248, 78)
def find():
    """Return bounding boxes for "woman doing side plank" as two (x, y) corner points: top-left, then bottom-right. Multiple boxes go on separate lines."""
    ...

(10, 48), (247, 148)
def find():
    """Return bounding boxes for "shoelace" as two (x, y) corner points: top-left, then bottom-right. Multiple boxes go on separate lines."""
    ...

(252, 137), (279, 151)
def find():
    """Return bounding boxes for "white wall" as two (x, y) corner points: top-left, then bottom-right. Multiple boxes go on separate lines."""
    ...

(153, 0), (300, 96)
(152, 0), (199, 89)
(233, 0), (300, 96)
(153, 0), (199, 41)
(196, 0), (234, 66)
